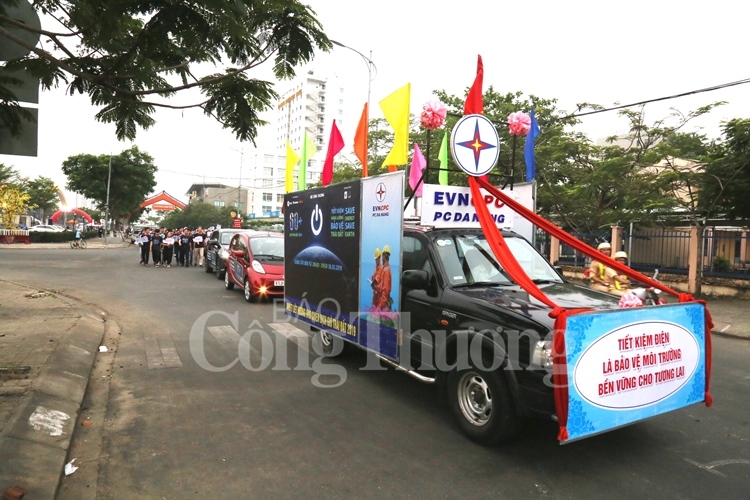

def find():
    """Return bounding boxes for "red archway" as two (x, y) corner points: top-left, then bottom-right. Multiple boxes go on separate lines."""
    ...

(50, 208), (93, 224)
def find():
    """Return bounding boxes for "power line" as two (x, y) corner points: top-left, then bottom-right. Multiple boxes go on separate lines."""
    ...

(568, 76), (750, 118)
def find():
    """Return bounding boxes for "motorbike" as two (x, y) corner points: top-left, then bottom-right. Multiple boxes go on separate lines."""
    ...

(627, 269), (668, 306)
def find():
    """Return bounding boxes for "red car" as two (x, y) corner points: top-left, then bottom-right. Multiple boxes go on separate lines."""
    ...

(224, 232), (284, 302)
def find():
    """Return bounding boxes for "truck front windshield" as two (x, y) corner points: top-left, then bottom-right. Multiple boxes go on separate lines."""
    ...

(433, 234), (563, 286)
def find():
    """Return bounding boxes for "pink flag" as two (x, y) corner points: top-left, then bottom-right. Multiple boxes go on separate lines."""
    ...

(322, 120), (345, 186)
(409, 142), (426, 197)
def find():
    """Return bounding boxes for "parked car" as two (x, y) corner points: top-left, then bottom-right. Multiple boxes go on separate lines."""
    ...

(29, 225), (65, 232)
(224, 232), (284, 302)
(204, 228), (255, 279)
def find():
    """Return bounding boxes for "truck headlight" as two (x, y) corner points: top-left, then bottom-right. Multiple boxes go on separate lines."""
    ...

(531, 340), (553, 369)
(219, 249), (229, 259)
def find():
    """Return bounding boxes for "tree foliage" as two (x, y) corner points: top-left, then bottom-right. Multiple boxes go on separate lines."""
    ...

(158, 202), (241, 230)
(24, 176), (59, 215)
(0, 182), (30, 227)
(0, 0), (331, 141)
(61, 146), (157, 223)
(701, 118), (750, 219)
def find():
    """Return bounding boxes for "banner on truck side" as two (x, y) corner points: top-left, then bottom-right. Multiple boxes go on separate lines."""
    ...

(421, 182), (536, 242)
(562, 302), (707, 443)
(284, 181), (362, 338)
(357, 173), (404, 360)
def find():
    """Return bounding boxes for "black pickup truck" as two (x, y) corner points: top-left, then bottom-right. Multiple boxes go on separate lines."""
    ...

(204, 228), (253, 279)
(319, 225), (619, 445)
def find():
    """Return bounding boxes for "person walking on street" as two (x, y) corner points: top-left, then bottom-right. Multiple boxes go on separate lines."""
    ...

(140, 229), (152, 266)
(162, 231), (175, 268)
(178, 229), (192, 268)
(192, 227), (206, 267)
(150, 232), (163, 267)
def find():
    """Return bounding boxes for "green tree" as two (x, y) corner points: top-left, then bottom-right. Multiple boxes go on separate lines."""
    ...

(62, 146), (157, 225)
(0, 164), (21, 185)
(159, 203), (239, 229)
(1, 0), (331, 141)
(25, 176), (59, 220)
(701, 118), (750, 219)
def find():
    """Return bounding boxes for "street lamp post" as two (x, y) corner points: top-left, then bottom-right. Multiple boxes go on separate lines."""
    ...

(104, 153), (112, 244)
(331, 40), (376, 171)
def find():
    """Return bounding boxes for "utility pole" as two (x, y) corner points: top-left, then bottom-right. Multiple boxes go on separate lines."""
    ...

(104, 153), (112, 244)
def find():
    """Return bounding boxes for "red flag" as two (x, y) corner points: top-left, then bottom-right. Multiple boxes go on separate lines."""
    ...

(353, 103), (369, 177)
(464, 55), (487, 181)
(463, 55), (484, 115)
(322, 120), (345, 186)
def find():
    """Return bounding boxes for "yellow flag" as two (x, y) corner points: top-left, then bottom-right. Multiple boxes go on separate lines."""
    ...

(380, 83), (411, 168)
(285, 141), (300, 192)
(299, 132), (318, 190)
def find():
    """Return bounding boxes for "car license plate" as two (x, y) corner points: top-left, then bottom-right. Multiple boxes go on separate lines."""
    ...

(274, 280), (284, 287)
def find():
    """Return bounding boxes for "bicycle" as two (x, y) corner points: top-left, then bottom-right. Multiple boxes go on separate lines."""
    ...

(70, 238), (87, 249)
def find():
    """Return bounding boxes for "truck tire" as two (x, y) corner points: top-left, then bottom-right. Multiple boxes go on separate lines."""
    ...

(204, 258), (213, 273)
(224, 269), (234, 290)
(315, 330), (345, 358)
(447, 361), (519, 445)
(216, 260), (225, 280)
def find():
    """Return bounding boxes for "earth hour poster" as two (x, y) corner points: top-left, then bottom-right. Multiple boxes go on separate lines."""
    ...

(284, 181), (361, 338)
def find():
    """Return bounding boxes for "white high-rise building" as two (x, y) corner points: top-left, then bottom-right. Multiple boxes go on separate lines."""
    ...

(243, 68), (355, 219)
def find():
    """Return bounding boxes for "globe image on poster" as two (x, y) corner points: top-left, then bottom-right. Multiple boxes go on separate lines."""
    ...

(293, 246), (357, 314)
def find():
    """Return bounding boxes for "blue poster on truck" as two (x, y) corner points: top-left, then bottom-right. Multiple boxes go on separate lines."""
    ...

(284, 181), (361, 339)
(563, 302), (707, 442)
(357, 172), (404, 360)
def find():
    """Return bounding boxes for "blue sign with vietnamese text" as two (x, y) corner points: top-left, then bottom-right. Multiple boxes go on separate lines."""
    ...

(563, 303), (707, 442)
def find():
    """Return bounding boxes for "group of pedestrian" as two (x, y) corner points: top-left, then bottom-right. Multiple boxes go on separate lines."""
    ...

(135, 227), (209, 268)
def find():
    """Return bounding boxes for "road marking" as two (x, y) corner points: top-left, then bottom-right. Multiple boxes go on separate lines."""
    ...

(720, 324), (731, 332)
(144, 332), (183, 369)
(684, 458), (750, 478)
(28, 406), (70, 436)
(269, 322), (311, 353)
(207, 325), (261, 362)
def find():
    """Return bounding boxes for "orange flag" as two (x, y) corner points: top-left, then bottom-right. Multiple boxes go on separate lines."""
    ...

(354, 103), (369, 177)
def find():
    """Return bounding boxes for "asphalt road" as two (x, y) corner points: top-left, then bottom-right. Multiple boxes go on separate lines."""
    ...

(1, 247), (748, 499)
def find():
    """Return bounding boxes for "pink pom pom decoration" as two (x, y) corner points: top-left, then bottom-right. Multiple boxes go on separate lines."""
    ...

(507, 112), (531, 136)
(618, 293), (643, 309)
(420, 100), (447, 130)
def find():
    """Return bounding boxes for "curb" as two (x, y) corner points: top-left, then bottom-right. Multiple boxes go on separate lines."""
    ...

(0, 283), (110, 499)
(710, 329), (750, 341)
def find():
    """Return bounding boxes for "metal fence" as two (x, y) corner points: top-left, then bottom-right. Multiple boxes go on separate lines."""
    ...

(533, 225), (750, 281)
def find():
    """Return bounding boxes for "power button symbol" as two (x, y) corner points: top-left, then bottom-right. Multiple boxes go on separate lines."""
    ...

(311, 204), (323, 236)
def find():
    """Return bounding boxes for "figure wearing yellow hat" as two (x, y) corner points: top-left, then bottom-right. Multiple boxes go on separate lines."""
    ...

(375, 245), (393, 310)
(371, 247), (382, 308)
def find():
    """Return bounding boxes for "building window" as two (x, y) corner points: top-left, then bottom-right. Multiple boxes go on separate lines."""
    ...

(262, 205), (272, 214)
(262, 192), (273, 202)
(276, 194), (284, 202)
(263, 167), (273, 177)
(339, 99), (343, 104)
(263, 179), (273, 188)
(214, 201), (225, 207)
(318, 106), (325, 112)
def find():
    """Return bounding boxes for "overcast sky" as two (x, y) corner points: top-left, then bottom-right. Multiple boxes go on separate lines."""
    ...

(2, 0), (749, 207)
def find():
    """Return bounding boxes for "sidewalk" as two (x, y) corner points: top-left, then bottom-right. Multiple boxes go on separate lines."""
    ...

(0, 280), (112, 499)
(0, 236), (131, 250)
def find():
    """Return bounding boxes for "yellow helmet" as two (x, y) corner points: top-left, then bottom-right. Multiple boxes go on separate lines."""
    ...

(382, 244), (391, 254)
(374, 247), (382, 259)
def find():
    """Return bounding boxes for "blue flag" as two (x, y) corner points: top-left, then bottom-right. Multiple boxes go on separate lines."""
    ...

(524, 108), (541, 182)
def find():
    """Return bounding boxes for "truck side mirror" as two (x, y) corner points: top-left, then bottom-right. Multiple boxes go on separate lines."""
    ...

(402, 270), (429, 290)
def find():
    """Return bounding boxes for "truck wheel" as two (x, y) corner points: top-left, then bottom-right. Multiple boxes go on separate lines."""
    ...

(447, 362), (518, 445)
(216, 261), (225, 280)
(315, 330), (345, 357)
(224, 270), (234, 290)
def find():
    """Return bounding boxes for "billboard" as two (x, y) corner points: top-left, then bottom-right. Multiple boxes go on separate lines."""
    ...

(421, 182), (536, 242)
(284, 181), (361, 339)
(563, 302), (707, 443)
(358, 173), (404, 360)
